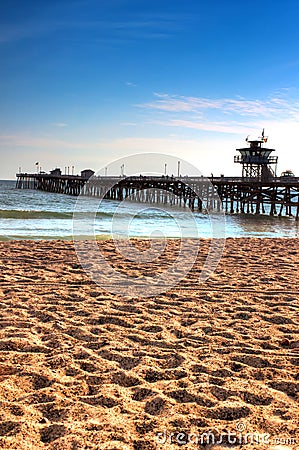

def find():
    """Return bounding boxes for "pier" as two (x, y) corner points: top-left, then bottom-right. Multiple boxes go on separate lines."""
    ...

(15, 173), (299, 219)
(15, 133), (299, 219)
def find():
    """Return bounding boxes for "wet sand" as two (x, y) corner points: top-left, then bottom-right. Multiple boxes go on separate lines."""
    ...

(0, 239), (298, 449)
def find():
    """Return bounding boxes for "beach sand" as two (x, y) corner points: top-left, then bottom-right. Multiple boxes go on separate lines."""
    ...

(0, 238), (298, 449)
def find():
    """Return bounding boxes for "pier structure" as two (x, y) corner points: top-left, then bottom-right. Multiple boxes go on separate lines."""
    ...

(15, 172), (299, 219)
(15, 133), (299, 219)
(213, 177), (299, 217)
(82, 175), (219, 211)
(16, 173), (87, 196)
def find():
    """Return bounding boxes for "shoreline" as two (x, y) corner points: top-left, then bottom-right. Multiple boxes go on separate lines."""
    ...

(1, 234), (299, 242)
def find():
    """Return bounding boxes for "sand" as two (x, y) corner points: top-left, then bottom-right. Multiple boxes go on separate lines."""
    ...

(0, 238), (298, 449)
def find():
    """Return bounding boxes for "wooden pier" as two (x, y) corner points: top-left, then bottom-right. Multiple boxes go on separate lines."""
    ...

(15, 132), (299, 219)
(16, 173), (87, 196)
(15, 172), (299, 219)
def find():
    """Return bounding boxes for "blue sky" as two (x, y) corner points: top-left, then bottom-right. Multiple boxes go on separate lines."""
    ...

(1, 0), (299, 178)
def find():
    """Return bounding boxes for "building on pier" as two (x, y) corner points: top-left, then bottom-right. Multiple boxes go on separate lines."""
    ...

(81, 169), (95, 179)
(50, 168), (62, 176)
(234, 130), (278, 181)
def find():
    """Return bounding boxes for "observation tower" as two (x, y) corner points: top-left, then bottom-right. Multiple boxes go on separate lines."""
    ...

(234, 130), (278, 181)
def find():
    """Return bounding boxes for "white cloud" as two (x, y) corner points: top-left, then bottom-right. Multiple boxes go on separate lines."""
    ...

(52, 122), (68, 127)
(133, 91), (299, 176)
(139, 92), (299, 129)
(154, 119), (257, 135)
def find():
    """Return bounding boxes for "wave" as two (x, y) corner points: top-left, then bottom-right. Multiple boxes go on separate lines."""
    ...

(0, 209), (75, 220)
(0, 206), (202, 221)
(0, 209), (180, 220)
(0, 209), (130, 220)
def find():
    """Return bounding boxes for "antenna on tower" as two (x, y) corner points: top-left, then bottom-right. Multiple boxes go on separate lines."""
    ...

(259, 128), (268, 143)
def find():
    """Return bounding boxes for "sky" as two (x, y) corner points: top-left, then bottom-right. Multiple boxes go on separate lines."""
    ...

(1, 0), (299, 179)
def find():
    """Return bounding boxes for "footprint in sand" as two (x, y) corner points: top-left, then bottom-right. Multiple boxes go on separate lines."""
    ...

(144, 369), (171, 383)
(156, 353), (185, 369)
(26, 392), (56, 405)
(0, 421), (21, 437)
(262, 314), (295, 325)
(9, 405), (24, 416)
(111, 371), (140, 387)
(206, 404), (251, 420)
(131, 387), (157, 401)
(268, 380), (298, 398)
(167, 389), (215, 407)
(79, 361), (99, 373)
(210, 385), (236, 401)
(240, 391), (273, 405)
(29, 373), (53, 390)
(231, 354), (270, 368)
(144, 396), (167, 416)
(39, 424), (67, 444)
(38, 403), (69, 422)
(99, 350), (141, 370)
(141, 325), (163, 333)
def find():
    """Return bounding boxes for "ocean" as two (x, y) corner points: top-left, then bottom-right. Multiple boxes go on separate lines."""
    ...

(1, 180), (299, 240)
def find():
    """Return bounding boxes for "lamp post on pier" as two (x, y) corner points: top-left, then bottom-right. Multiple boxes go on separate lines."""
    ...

(120, 164), (125, 177)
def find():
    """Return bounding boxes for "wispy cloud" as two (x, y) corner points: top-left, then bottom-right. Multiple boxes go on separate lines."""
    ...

(0, 13), (187, 45)
(52, 122), (68, 127)
(138, 92), (299, 134)
(159, 119), (257, 135)
(142, 92), (299, 117)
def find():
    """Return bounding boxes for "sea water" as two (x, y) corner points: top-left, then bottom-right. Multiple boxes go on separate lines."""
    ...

(1, 180), (299, 240)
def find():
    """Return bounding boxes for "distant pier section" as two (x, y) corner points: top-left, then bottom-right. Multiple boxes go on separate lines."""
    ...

(16, 133), (299, 219)
(16, 168), (95, 196)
